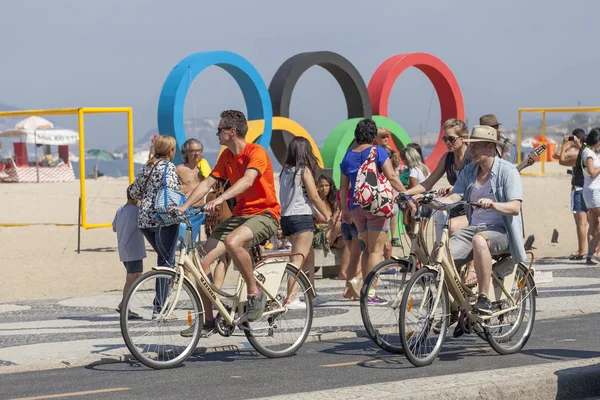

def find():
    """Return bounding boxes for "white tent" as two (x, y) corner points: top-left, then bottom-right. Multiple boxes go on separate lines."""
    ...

(0, 128), (79, 145)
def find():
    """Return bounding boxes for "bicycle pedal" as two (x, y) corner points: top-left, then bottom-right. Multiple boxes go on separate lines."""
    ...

(233, 313), (249, 326)
(201, 328), (216, 338)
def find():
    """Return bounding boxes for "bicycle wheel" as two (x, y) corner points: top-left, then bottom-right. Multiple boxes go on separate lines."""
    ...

(244, 264), (313, 358)
(360, 258), (411, 354)
(484, 263), (536, 355)
(399, 267), (449, 367)
(120, 270), (204, 369)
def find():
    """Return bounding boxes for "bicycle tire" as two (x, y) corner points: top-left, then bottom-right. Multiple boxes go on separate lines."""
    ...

(244, 264), (313, 358)
(360, 258), (411, 354)
(485, 263), (536, 355)
(120, 270), (204, 369)
(399, 267), (449, 367)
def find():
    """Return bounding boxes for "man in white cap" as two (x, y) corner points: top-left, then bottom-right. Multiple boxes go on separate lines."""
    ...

(432, 125), (527, 315)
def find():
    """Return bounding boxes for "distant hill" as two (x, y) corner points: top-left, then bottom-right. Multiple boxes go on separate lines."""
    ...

(0, 102), (23, 132)
(114, 117), (221, 154)
(0, 101), (67, 133)
(520, 116), (569, 128)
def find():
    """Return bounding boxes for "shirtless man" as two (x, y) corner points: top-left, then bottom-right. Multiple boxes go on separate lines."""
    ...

(176, 138), (206, 200)
(176, 139), (208, 245)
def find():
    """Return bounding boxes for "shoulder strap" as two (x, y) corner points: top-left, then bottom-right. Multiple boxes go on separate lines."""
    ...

(140, 161), (159, 198)
(162, 161), (170, 206)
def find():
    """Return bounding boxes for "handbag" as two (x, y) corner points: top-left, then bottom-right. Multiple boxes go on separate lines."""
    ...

(353, 146), (395, 218)
(155, 161), (186, 224)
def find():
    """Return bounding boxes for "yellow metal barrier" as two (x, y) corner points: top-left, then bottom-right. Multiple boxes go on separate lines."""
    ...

(0, 107), (134, 229)
(517, 106), (600, 175)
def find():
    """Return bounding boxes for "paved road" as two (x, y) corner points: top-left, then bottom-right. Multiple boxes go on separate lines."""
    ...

(0, 258), (598, 369)
(1, 313), (599, 400)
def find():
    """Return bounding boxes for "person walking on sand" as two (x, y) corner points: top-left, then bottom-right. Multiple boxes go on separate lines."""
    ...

(113, 186), (146, 320)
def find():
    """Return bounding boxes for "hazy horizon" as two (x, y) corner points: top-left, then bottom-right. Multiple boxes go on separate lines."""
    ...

(1, 0), (599, 151)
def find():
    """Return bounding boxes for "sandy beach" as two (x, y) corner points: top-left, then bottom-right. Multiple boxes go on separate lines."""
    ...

(0, 161), (579, 303)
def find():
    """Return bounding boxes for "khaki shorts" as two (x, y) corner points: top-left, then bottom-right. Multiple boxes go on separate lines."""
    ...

(209, 214), (279, 246)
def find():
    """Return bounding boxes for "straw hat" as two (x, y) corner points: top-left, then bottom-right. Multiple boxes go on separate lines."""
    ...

(464, 125), (503, 144)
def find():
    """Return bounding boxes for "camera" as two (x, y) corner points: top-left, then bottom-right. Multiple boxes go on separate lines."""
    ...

(568, 136), (575, 141)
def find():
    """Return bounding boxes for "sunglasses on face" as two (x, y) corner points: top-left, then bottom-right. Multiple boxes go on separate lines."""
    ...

(217, 126), (232, 134)
(442, 136), (460, 144)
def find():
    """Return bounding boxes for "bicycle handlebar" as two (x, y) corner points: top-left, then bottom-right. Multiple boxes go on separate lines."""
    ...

(430, 199), (482, 210)
(167, 205), (206, 225)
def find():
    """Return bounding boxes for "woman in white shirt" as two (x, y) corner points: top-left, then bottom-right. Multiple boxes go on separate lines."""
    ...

(400, 146), (430, 186)
(582, 128), (600, 264)
(400, 146), (432, 231)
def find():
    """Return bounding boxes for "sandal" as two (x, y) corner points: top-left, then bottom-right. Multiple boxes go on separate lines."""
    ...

(342, 284), (357, 301)
(464, 269), (478, 288)
(348, 277), (362, 299)
(569, 253), (585, 260)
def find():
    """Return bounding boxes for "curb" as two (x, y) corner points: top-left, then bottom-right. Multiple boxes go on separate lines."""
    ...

(252, 357), (600, 400)
(0, 309), (597, 375)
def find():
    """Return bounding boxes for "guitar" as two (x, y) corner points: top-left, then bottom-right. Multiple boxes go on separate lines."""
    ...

(517, 144), (547, 172)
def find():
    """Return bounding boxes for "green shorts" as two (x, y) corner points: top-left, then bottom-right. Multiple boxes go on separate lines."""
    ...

(209, 214), (279, 246)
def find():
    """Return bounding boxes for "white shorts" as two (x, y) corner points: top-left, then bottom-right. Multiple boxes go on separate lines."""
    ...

(583, 187), (600, 209)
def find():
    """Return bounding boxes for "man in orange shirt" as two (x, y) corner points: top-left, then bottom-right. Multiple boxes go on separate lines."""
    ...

(175, 110), (280, 328)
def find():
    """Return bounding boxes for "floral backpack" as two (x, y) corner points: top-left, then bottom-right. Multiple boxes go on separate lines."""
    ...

(352, 146), (395, 218)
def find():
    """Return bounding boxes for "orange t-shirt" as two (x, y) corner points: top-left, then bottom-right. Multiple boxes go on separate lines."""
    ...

(210, 143), (281, 221)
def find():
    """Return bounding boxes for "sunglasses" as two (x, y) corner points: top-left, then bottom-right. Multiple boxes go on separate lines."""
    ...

(442, 136), (460, 144)
(217, 126), (232, 134)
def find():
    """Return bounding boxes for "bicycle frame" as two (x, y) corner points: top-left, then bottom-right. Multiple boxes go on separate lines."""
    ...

(153, 221), (314, 328)
(425, 207), (534, 324)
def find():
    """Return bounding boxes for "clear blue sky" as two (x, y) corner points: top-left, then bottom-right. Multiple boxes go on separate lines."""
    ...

(1, 0), (597, 149)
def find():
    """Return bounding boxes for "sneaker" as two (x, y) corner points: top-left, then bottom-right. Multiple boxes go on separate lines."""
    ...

(313, 295), (329, 307)
(180, 321), (215, 338)
(367, 295), (388, 306)
(247, 289), (267, 322)
(473, 294), (493, 316)
(391, 238), (402, 248)
(286, 298), (306, 310)
(586, 255), (600, 265)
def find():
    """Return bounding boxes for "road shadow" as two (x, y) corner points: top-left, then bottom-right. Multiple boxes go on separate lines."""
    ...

(56, 313), (118, 323)
(77, 247), (118, 253)
(555, 361), (600, 399)
(85, 344), (262, 373)
(534, 257), (578, 266)
(521, 348), (600, 361)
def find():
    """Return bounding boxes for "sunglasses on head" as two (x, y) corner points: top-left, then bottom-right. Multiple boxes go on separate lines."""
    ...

(442, 136), (460, 144)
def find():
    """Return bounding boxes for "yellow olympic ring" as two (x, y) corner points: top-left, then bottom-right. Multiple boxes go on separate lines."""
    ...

(217, 117), (324, 168)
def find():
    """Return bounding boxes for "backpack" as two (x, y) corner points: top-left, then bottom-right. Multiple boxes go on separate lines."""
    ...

(352, 146), (395, 218)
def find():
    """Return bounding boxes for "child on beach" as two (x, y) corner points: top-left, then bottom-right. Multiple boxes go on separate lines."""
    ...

(112, 186), (147, 319)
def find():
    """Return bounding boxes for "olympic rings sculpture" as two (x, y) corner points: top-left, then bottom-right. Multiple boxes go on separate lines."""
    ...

(157, 50), (464, 186)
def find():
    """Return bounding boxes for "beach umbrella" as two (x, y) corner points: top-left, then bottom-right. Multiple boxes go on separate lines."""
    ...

(15, 116), (53, 131)
(87, 149), (115, 161)
(87, 149), (114, 179)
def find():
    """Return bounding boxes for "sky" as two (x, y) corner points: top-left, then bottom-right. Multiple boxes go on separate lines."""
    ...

(1, 0), (599, 151)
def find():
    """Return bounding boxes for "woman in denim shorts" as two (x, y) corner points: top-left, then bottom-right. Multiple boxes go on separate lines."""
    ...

(279, 137), (333, 307)
(339, 119), (408, 305)
(581, 128), (600, 264)
(336, 189), (364, 300)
